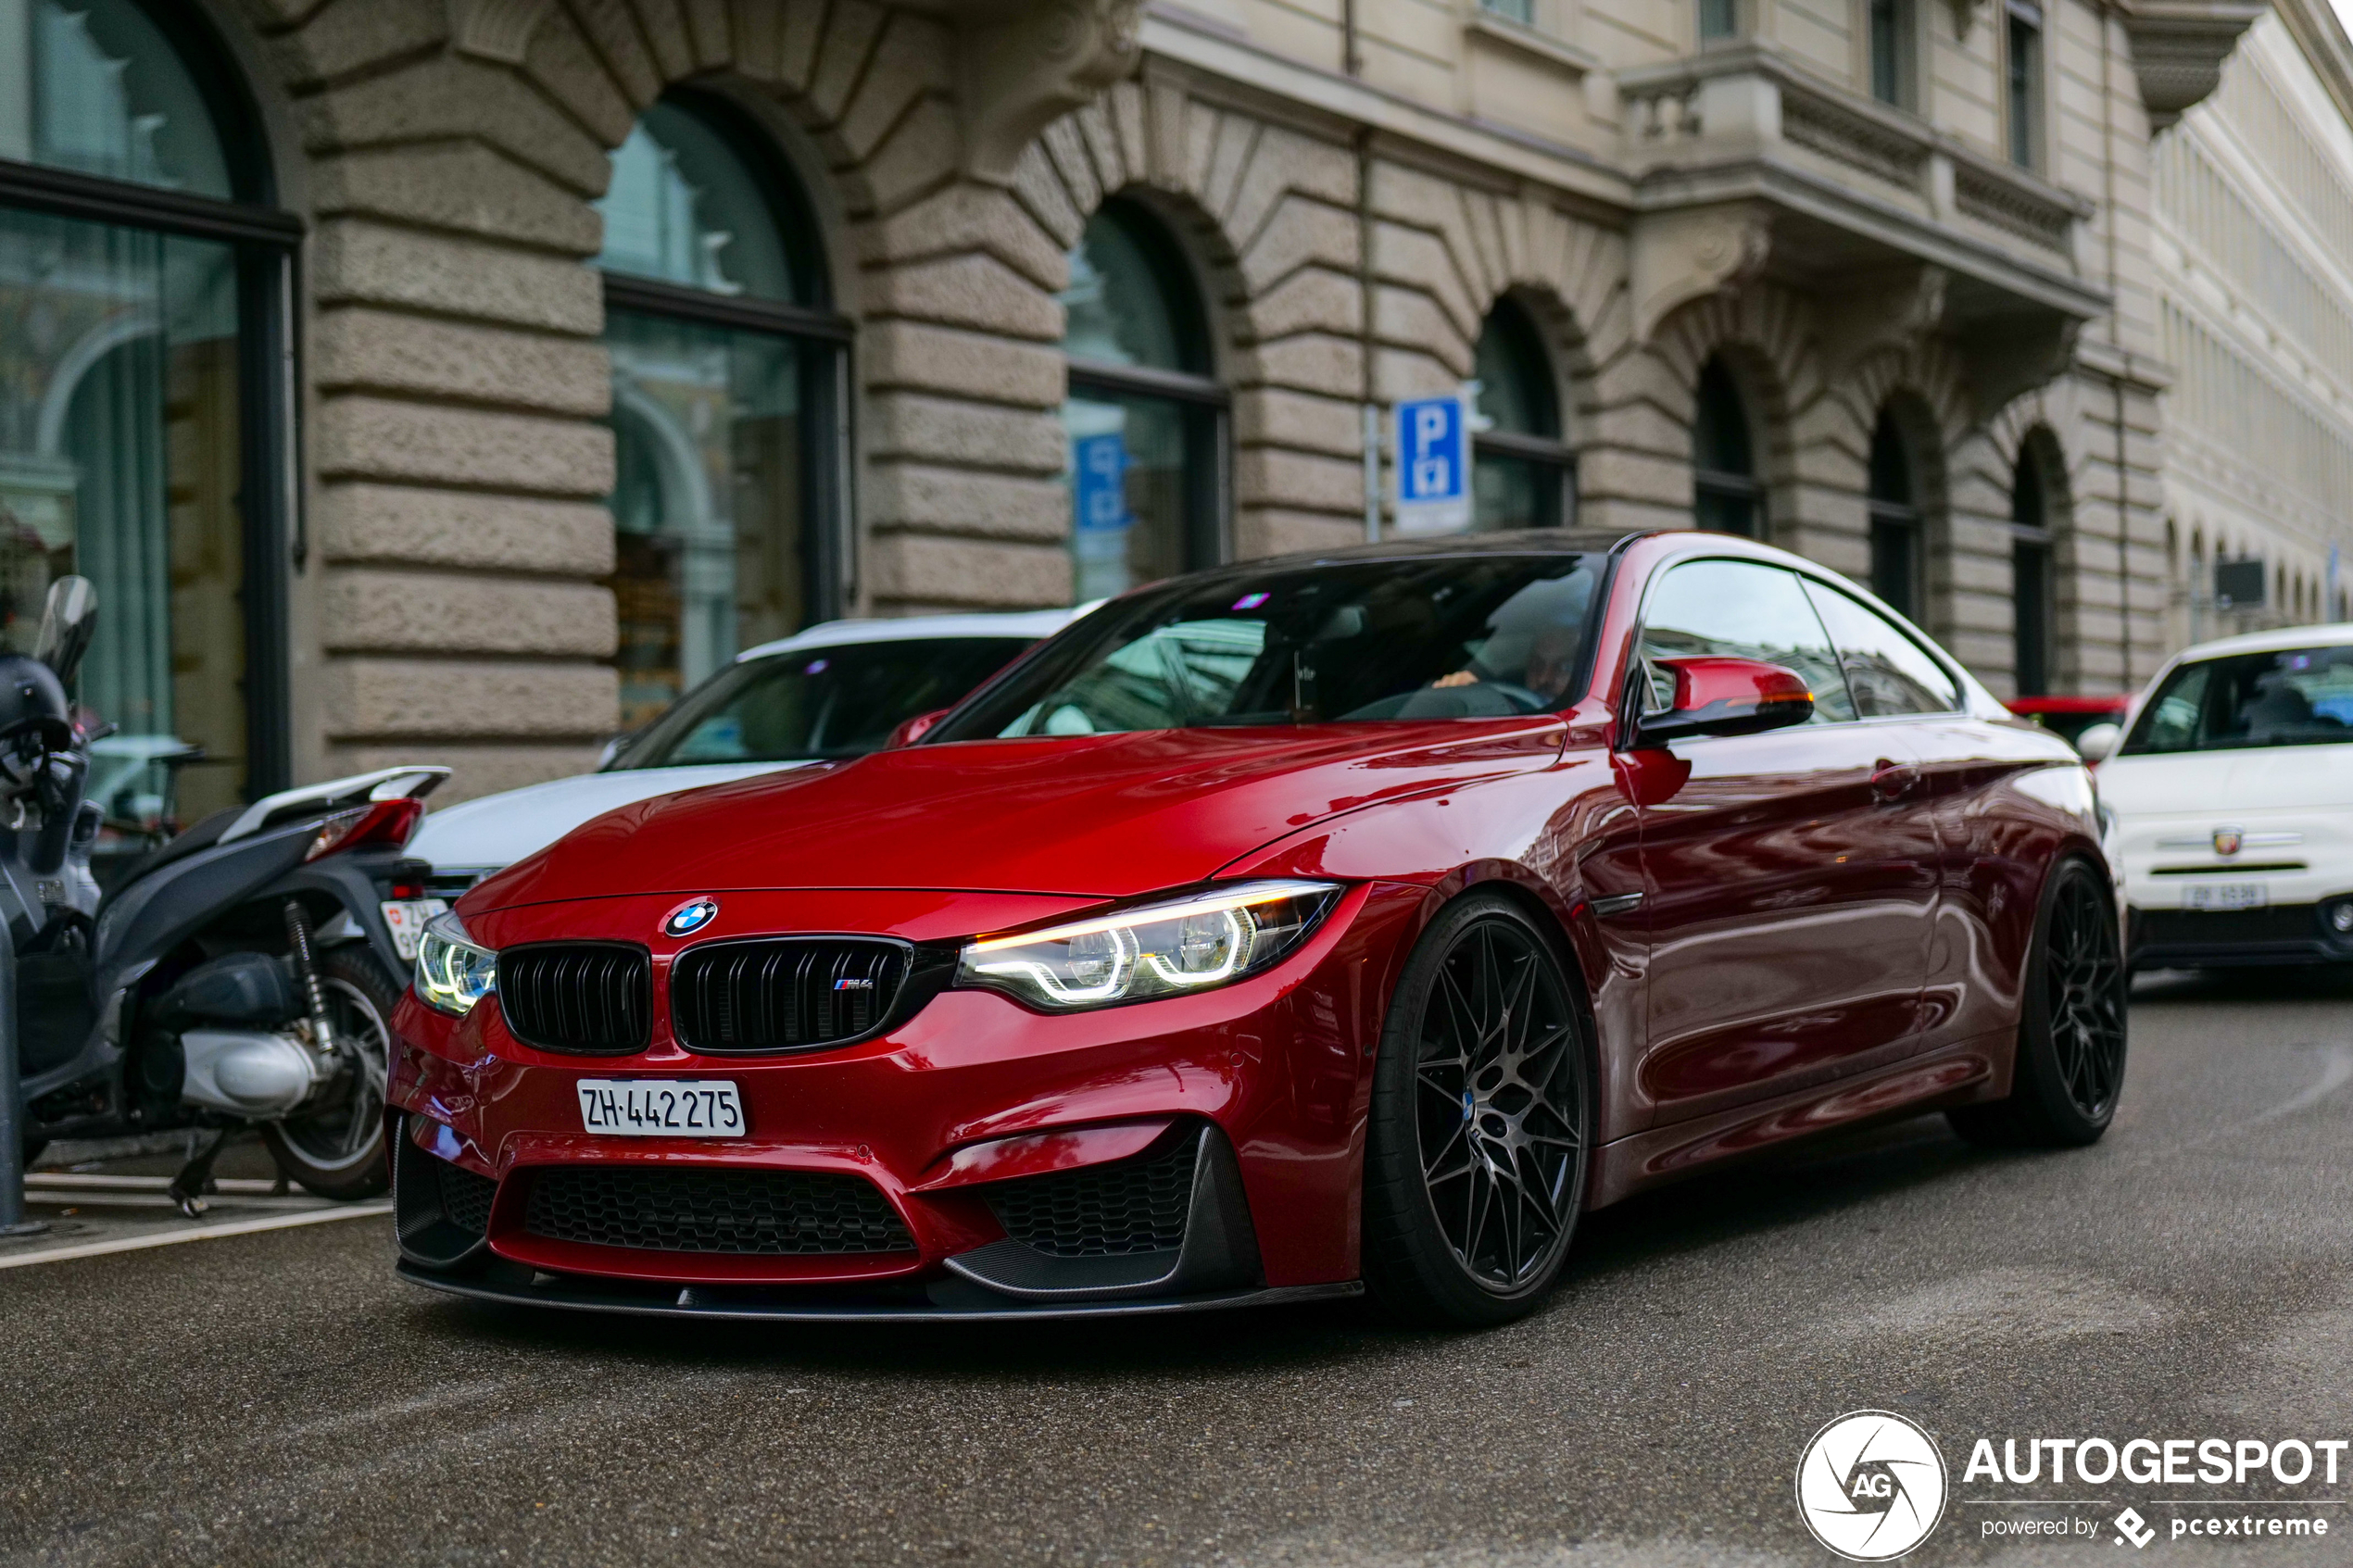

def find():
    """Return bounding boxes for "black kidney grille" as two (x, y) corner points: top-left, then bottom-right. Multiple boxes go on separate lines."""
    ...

(439, 1159), (497, 1237)
(671, 938), (911, 1052)
(986, 1128), (1199, 1258)
(523, 1167), (912, 1256)
(497, 943), (650, 1054)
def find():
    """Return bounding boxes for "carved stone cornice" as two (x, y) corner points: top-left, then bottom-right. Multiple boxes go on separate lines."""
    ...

(1629, 202), (1773, 343)
(2117, 0), (2269, 130)
(950, 0), (1146, 184)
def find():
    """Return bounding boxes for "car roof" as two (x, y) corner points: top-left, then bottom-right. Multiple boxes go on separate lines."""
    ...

(736, 606), (1088, 662)
(2164, 622), (2353, 663)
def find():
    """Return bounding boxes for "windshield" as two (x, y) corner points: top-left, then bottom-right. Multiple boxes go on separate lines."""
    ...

(616, 637), (1037, 767)
(927, 555), (1600, 741)
(2120, 644), (2353, 756)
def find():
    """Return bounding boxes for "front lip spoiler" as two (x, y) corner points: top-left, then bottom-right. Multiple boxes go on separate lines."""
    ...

(396, 1259), (1363, 1322)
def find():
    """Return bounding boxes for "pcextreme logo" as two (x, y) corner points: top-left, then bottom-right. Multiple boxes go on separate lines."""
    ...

(1796, 1411), (1950, 1561)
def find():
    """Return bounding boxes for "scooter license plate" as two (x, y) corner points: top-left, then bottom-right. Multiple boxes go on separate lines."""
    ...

(576, 1079), (746, 1138)
(380, 898), (448, 960)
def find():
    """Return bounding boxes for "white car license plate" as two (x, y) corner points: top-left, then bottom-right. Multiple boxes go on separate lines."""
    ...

(380, 898), (448, 960)
(577, 1079), (745, 1138)
(2184, 883), (2270, 911)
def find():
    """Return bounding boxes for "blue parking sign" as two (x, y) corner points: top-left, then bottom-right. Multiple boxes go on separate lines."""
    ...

(1393, 395), (1471, 534)
(1073, 433), (1129, 533)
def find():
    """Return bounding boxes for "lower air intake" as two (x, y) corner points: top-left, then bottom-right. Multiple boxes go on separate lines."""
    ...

(393, 1129), (498, 1269)
(522, 1166), (912, 1256)
(985, 1127), (1198, 1258)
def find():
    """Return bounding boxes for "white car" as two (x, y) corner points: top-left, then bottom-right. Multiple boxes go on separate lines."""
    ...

(2089, 623), (2353, 970)
(404, 608), (1079, 900)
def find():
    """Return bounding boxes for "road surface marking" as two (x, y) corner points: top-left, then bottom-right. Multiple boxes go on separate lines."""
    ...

(0, 1201), (391, 1271)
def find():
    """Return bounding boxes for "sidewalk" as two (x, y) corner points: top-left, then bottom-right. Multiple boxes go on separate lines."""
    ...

(1, 1133), (389, 1270)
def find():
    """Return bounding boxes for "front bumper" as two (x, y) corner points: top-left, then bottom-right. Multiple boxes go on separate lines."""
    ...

(396, 1257), (1361, 1322)
(2128, 902), (2353, 969)
(386, 883), (1423, 1316)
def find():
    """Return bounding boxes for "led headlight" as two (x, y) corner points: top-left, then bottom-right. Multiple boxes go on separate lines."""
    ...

(415, 910), (497, 1016)
(955, 880), (1341, 1012)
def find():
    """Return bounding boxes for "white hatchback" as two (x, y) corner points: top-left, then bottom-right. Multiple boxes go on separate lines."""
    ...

(2092, 624), (2353, 970)
(403, 608), (1081, 905)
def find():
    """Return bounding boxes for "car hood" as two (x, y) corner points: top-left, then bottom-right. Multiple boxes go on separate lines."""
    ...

(465, 719), (1565, 912)
(2098, 746), (2353, 817)
(407, 761), (812, 876)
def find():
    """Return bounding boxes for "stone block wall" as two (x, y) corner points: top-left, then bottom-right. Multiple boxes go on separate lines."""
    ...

(206, 0), (2206, 801)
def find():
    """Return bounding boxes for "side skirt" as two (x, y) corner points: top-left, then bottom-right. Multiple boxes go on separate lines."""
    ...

(1585, 1032), (2007, 1209)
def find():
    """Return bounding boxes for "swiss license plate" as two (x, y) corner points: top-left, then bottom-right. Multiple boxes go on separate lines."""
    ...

(380, 898), (448, 960)
(2184, 882), (2270, 911)
(577, 1079), (745, 1138)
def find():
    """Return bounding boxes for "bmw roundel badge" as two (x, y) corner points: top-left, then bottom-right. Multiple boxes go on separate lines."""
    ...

(662, 897), (720, 938)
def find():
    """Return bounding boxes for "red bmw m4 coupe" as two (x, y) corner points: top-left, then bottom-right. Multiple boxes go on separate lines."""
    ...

(388, 529), (2124, 1326)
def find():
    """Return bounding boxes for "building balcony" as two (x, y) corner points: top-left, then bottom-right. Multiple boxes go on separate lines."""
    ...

(1615, 44), (2107, 408)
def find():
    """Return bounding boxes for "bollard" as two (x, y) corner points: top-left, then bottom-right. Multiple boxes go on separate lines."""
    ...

(0, 935), (48, 1237)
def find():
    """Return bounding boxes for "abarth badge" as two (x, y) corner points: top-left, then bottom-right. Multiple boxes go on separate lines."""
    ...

(662, 897), (719, 937)
(2212, 827), (2243, 857)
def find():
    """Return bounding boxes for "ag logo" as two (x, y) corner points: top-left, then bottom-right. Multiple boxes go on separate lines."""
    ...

(661, 897), (719, 938)
(2213, 826), (2243, 857)
(1795, 1411), (1947, 1561)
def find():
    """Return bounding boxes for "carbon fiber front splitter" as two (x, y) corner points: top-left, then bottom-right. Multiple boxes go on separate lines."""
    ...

(396, 1259), (1363, 1322)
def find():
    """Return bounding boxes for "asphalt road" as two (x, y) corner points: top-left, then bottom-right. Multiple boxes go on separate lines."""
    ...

(7, 971), (2353, 1568)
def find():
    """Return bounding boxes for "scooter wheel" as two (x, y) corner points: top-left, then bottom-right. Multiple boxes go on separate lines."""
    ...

(262, 948), (400, 1200)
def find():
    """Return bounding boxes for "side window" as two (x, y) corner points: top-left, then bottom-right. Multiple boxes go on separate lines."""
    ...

(1638, 560), (1856, 722)
(1800, 581), (1961, 717)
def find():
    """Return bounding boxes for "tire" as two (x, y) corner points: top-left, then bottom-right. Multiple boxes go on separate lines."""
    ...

(261, 948), (399, 1199)
(1948, 857), (2127, 1148)
(1363, 893), (1594, 1327)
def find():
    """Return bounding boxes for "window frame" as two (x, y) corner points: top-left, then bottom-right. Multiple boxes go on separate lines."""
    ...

(1866, 410), (1924, 621)
(1062, 198), (1231, 581)
(2005, 0), (2045, 170)
(594, 92), (858, 692)
(2010, 445), (2057, 697)
(1692, 358), (1765, 538)
(1471, 297), (1577, 532)
(1626, 550), (1971, 740)
(0, 0), (303, 796)
(1866, 0), (1918, 110)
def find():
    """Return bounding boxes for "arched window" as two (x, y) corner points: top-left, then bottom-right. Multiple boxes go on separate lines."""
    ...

(2011, 445), (2055, 696)
(1471, 299), (1574, 532)
(1060, 199), (1224, 602)
(1693, 357), (1762, 536)
(1867, 410), (1922, 621)
(0, 0), (295, 847)
(594, 94), (847, 729)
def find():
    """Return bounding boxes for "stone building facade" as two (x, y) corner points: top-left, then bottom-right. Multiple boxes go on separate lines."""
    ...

(0, 0), (2264, 809)
(2152, 0), (2353, 647)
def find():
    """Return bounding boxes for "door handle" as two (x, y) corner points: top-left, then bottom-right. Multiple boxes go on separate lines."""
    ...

(1870, 759), (1917, 803)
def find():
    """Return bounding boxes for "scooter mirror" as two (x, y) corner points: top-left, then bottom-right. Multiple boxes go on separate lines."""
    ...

(33, 577), (96, 687)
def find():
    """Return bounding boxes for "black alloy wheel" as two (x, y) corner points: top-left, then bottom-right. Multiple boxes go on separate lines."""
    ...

(1950, 858), (2127, 1148)
(1364, 894), (1593, 1326)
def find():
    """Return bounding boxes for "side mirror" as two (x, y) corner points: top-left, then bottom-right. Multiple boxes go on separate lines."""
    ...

(1630, 657), (1814, 748)
(2075, 721), (2123, 763)
(886, 709), (949, 749)
(33, 576), (96, 687)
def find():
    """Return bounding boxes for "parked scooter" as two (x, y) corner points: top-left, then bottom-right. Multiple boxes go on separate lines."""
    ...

(3, 578), (447, 1215)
